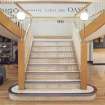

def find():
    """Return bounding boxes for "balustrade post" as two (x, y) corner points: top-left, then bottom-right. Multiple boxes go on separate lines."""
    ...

(18, 38), (25, 90)
(80, 41), (88, 89)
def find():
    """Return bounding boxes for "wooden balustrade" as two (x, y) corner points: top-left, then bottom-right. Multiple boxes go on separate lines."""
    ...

(0, 8), (33, 90)
(80, 11), (105, 89)
(0, 11), (25, 38)
(17, 23), (33, 90)
(80, 11), (105, 39)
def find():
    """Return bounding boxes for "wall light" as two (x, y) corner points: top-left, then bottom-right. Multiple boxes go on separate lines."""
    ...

(16, 11), (26, 20)
(80, 11), (89, 21)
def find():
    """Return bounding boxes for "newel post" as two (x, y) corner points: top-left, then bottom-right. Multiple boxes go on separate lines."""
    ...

(18, 38), (25, 90)
(80, 40), (88, 89)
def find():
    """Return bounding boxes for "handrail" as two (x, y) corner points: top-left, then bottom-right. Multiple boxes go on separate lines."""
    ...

(80, 11), (105, 40)
(0, 4), (33, 89)
(0, 10), (24, 39)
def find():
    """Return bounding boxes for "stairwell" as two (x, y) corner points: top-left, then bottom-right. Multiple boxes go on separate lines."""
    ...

(9, 36), (96, 101)
(0, 4), (97, 101)
(25, 37), (80, 90)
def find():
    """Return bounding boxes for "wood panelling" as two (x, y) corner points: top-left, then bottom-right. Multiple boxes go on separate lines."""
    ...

(18, 39), (25, 89)
(80, 41), (88, 89)
(80, 11), (105, 39)
(0, 11), (25, 39)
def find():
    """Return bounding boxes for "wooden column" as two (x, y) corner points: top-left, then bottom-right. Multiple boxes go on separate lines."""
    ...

(80, 41), (88, 89)
(18, 38), (25, 90)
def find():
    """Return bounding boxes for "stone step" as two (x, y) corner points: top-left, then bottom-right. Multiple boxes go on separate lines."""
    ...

(33, 38), (72, 41)
(25, 80), (80, 90)
(26, 71), (80, 73)
(32, 41), (73, 47)
(29, 58), (76, 64)
(26, 72), (80, 80)
(27, 64), (78, 71)
(9, 85), (96, 101)
(30, 52), (75, 58)
(32, 46), (73, 52)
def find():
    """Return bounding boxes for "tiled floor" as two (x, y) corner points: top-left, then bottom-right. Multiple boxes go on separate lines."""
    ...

(1, 64), (105, 105)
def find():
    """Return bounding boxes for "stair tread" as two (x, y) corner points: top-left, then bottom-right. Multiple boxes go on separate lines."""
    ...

(26, 71), (80, 73)
(25, 79), (80, 82)
(32, 50), (74, 53)
(30, 53), (75, 58)
(33, 39), (72, 42)
(32, 46), (72, 47)
(11, 85), (95, 94)
(30, 57), (75, 59)
(29, 63), (77, 65)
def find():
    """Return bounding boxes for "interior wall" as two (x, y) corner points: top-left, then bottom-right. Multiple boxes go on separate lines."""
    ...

(31, 19), (73, 36)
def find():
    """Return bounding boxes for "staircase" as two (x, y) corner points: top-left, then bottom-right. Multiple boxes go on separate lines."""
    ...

(9, 37), (96, 101)
(25, 37), (80, 90)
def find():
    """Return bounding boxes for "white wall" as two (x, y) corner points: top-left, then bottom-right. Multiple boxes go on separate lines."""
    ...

(31, 19), (73, 36)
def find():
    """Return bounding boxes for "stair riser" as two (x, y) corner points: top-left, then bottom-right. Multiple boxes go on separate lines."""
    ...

(32, 41), (73, 47)
(27, 65), (78, 71)
(32, 47), (73, 52)
(30, 52), (74, 58)
(25, 82), (80, 90)
(29, 58), (76, 64)
(26, 72), (80, 80)
(9, 93), (96, 101)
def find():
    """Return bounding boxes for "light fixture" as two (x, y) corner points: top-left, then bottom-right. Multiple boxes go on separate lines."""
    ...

(80, 11), (89, 21)
(16, 11), (26, 20)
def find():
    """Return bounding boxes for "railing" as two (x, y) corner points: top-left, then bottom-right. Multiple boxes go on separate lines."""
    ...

(16, 5), (33, 89)
(0, 3), (31, 33)
(0, 3), (33, 89)
(74, 2), (105, 89)
(18, 17), (33, 90)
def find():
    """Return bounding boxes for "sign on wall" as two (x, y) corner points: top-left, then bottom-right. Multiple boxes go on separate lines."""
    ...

(20, 3), (88, 17)
(0, 3), (88, 17)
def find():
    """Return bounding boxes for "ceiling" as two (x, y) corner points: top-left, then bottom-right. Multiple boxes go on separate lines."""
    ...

(0, 1), (105, 40)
